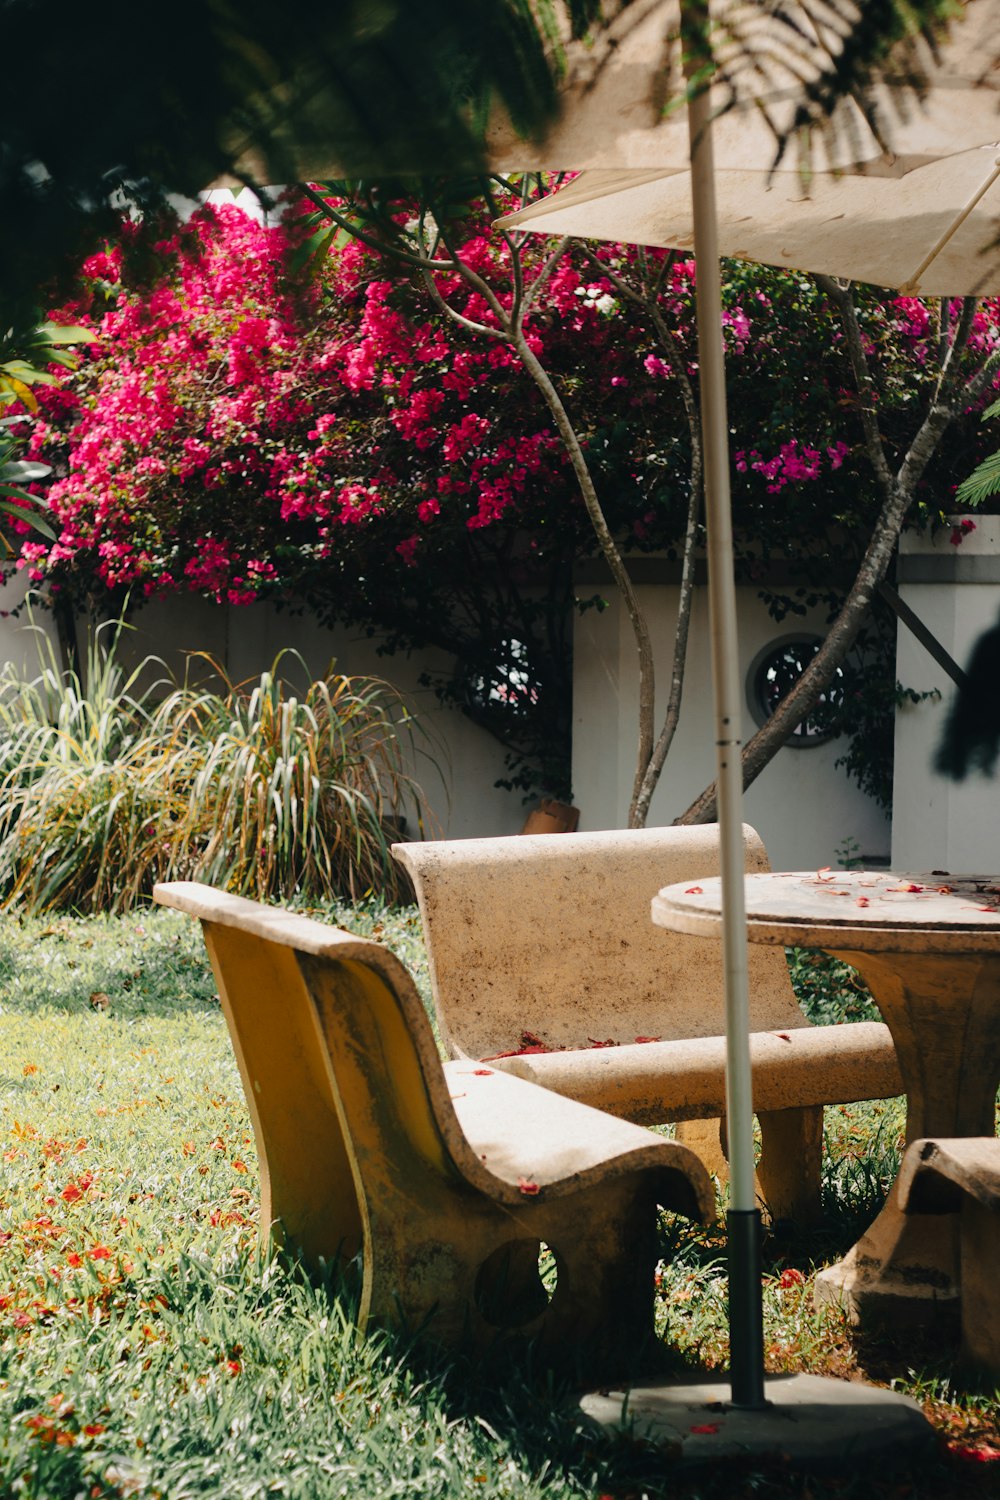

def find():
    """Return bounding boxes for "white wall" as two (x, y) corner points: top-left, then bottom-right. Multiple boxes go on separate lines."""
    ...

(105, 594), (530, 841)
(0, 569), (903, 862)
(0, 576), (62, 677)
(892, 518), (1000, 874)
(573, 578), (890, 869)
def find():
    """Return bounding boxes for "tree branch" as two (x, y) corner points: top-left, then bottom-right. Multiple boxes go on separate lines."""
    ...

(677, 286), (984, 826)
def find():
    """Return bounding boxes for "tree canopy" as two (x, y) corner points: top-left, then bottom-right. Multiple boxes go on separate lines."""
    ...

(15, 191), (999, 805)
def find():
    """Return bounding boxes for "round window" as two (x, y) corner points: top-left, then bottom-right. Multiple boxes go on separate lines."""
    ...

(747, 635), (844, 746)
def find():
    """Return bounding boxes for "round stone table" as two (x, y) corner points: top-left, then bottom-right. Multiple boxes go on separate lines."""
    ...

(652, 869), (1000, 1327)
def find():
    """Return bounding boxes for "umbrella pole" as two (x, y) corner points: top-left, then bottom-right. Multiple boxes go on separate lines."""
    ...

(685, 12), (766, 1411)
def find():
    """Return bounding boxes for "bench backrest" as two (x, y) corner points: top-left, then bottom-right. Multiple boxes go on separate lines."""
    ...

(152, 881), (477, 1267)
(392, 823), (810, 1060)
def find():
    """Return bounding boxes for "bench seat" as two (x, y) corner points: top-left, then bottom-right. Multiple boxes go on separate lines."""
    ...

(898, 1135), (1000, 1380)
(153, 880), (713, 1371)
(393, 824), (903, 1224)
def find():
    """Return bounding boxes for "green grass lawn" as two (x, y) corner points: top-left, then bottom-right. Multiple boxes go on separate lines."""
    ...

(0, 907), (997, 1498)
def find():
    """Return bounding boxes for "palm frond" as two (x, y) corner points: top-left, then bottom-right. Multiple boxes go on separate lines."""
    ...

(956, 449), (1000, 508)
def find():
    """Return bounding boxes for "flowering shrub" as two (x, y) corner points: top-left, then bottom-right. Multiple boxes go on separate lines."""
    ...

(14, 190), (1000, 798)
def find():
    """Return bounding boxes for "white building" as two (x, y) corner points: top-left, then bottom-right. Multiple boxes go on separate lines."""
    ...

(3, 518), (994, 871)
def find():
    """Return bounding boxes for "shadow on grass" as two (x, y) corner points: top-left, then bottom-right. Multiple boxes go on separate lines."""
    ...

(388, 1326), (997, 1500)
(296, 1252), (996, 1500)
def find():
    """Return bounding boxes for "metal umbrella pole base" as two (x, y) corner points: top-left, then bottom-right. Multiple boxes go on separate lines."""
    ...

(571, 1207), (933, 1465)
(576, 1369), (933, 1467)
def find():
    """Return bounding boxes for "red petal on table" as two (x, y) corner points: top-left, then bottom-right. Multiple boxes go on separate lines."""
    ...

(517, 1178), (540, 1195)
(690, 1423), (721, 1434)
(886, 883), (923, 893)
(774, 1032), (792, 1042)
(472, 1069), (493, 1076)
(856, 897), (870, 907)
(685, 886), (703, 895)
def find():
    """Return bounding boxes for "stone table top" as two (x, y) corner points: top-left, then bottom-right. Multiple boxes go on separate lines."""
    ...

(651, 869), (1000, 953)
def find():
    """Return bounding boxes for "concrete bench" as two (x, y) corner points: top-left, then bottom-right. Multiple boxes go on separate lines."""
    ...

(392, 824), (903, 1225)
(898, 1137), (1000, 1379)
(152, 880), (713, 1370)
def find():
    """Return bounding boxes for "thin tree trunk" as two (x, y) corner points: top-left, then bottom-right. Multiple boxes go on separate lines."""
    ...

(677, 284), (991, 825)
(512, 330), (657, 822)
(588, 249), (704, 826)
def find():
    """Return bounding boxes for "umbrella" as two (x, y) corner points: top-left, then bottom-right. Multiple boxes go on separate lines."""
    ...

(496, 0), (1000, 1419)
(492, 147), (1000, 296)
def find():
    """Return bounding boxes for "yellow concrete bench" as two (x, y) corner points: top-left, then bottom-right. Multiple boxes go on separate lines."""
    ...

(898, 1137), (1000, 1380)
(152, 880), (713, 1369)
(392, 824), (903, 1225)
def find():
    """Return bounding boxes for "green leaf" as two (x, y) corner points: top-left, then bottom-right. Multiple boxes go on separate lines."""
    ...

(30, 322), (96, 347)
(956, 450), (1000, 508)
(0, 496), (56, 537)
(288, 224), (338, 276)
(0, 459), (51, 482)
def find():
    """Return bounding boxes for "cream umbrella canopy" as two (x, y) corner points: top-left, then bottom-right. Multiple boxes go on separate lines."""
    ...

(496, 0), (1000, 1416)
(493, 147), (1000, 295)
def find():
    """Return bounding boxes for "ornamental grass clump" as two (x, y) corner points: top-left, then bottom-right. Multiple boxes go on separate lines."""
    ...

(0, 628), (427, 914)
(161, 651), (427, 905)
(0, 622), (189, 914)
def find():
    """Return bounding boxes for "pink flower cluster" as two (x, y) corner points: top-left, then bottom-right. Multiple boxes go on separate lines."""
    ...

(733, 440), (850, 493)
(22, 185), (995, 615)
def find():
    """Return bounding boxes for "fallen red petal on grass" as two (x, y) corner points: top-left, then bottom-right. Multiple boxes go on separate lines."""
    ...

(517, 1178), (540, 1196)
(690, 1423), (721, 1435)
(948, 1441), (1000, 1463)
